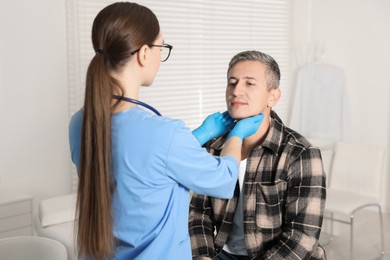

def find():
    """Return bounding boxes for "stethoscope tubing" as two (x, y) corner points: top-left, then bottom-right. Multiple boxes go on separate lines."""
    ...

(112, 95), (162, 116)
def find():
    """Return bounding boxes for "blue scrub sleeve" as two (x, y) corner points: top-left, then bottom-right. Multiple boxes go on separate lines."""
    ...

(164, 122), (239, 199)
(69, 109), (83, 170)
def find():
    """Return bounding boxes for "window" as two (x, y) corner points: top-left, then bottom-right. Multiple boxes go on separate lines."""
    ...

(66, 0), (291, 191)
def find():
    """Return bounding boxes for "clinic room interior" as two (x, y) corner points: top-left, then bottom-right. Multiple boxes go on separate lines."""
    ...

(0, 0), (389, 259)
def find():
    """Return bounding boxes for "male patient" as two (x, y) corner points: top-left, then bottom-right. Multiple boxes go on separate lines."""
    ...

(189, 50), (326, 260)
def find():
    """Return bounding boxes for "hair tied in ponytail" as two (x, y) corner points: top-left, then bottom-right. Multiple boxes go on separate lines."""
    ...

(95, 48), (108, 58)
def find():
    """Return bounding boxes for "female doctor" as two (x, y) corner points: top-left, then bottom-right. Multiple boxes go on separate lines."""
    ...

(68, 2), (263, 259)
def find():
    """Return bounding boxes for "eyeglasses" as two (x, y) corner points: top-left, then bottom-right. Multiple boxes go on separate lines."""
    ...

(150, 44), (173, 62)
(130, 43), (173, 62)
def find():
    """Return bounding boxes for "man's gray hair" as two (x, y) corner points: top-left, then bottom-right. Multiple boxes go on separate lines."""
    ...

(227, 50), (281, 90)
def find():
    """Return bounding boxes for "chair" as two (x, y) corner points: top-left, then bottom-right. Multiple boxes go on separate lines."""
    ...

(34, 193), (77, 260)
(324, 141), (385, 259)
(0, 236), (67, 260)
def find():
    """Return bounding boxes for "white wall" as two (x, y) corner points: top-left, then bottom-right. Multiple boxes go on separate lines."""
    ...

(291, 0), (390, 212)
(0, 0), (71, 216)
(1, 0), (389, 219)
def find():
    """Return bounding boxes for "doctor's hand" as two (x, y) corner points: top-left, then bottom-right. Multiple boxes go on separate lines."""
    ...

(227, 114), (264, 140)
(192, 111), (235, 146)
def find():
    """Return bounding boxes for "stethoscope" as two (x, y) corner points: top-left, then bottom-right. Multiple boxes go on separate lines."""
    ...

(113, 95), (162, 116)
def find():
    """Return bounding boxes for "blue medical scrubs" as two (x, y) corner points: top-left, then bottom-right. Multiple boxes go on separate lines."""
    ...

(69, 107), (238, 259)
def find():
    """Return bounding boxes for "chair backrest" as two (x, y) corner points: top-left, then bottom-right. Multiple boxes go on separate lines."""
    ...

(329, 141), (385, 199)
(0, 236), (68, 260)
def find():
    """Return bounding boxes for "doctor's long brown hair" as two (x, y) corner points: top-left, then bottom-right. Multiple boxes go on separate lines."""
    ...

(77, 2), (160, 259)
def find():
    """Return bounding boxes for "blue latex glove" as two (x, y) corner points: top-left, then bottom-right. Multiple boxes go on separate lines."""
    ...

(192, 111), (235, 146)
(227, 114), (264, 140)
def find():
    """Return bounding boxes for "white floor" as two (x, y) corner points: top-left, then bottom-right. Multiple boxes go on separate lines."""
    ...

(320, 210), (390, 260)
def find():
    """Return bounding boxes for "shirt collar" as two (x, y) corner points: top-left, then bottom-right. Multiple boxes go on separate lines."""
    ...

(260, 110), (284, 156)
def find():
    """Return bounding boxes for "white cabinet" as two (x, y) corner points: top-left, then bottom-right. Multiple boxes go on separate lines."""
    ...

(0, 188), (33, 238)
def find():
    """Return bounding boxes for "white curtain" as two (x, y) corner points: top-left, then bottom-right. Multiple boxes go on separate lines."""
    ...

(66, 0), (291, 192)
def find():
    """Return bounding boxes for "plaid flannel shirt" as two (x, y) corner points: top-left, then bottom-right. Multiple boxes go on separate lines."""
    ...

(189, 111), (327, 260)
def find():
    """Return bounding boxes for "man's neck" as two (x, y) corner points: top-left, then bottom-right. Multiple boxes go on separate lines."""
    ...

(241, 116), (271, 160)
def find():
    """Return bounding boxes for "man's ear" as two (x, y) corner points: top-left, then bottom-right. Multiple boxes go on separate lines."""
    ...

(268, 88), (281, 108)
(137, 44), (150, 67)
